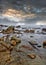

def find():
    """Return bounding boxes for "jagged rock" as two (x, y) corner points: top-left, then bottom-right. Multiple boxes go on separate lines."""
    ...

(2, 26), (15, 34)
(27, 53), (36, 59)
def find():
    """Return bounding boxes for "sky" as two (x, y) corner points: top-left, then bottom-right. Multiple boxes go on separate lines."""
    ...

(0, 0), (46, 25)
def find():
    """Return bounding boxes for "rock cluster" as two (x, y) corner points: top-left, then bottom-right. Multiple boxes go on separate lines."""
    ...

(0, 25), (44, 65)
(0, 34), (21, 65)
(24, 29), (35, 33)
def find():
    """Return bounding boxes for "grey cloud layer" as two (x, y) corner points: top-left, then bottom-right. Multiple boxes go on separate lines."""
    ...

(0, 0), (46, 24)
(0, 0), (46, 13)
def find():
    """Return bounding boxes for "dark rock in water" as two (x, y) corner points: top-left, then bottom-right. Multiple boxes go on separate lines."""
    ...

(0, 25), (8, 27)
(28, 41), (39, 50)
(4, 25), (8, 27)
(37, 45), (41, 48)
(16, 25), (21, 28)
(28, 41), (38, 45)
(30, 36), (34, 38)
(0, 25), (4, 27)
(43, 41), (46, 48)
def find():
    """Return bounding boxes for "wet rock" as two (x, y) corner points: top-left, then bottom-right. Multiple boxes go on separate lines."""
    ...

(0, 44), (7, 52)
(29, 30), (35, 33)
(28, 41), (39, 50)
(27, 53), (36, 59)
(20, 45), (33, 51)
(1, 29), (6, 34)
(0, 41), (13, 51)
(16, 49), (24, 52)
(30, 36), (34, 38)
(16, 31), (22, 34)
(0, 37), (4, 41)
(0, 25), (8, 27)
(24, 29), (35, 33)
(10, 36), (21, 44)
(28, 41), (38, 45)
(2, 26), (15, 34)
(6, 56), (14, 63)
(16, 25), (21, 28)
(0, 25), (4, 27)
(37, 45), (41, 48)
(11, 40), (16, 46)
(24, 29), (30, 33)
(4, 54), (11, 62)
(43, 41), (46, 48)
(0, 50), (11, 62)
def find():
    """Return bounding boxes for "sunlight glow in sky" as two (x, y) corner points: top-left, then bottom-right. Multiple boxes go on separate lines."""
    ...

(0, 8), (46, 25)
(36, 21), (46, 25)
(1, 9), (35, 22)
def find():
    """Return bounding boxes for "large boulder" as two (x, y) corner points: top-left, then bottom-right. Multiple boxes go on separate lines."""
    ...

(2, 26), (15, 34)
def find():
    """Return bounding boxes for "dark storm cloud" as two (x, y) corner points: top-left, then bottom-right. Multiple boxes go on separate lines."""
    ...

(0, 0), (46, 25)
(0, 0), (46, 13)
(31, 0), (46, 8)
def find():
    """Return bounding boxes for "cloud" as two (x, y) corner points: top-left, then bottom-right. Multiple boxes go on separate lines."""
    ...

(0, 8), (35, 22)
(0, 0), (46, 25)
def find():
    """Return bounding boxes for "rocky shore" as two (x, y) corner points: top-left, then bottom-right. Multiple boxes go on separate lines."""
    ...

(0, 25), (46, 65)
